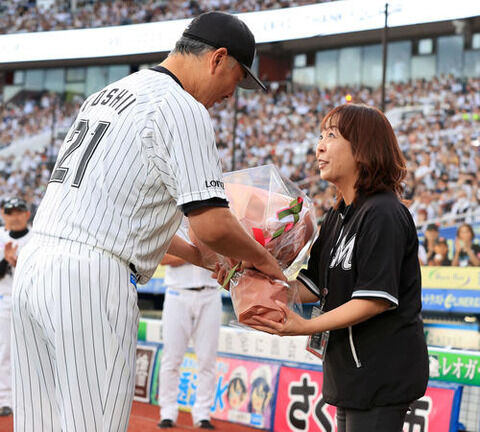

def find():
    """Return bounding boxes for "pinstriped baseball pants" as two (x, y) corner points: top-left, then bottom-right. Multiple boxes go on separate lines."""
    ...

(11, 236), (140, 431)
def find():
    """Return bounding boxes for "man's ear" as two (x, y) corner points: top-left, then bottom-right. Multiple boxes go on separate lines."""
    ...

(210, 47), (228, 74)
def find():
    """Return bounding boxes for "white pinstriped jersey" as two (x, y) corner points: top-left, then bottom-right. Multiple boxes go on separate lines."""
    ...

(33, 69), (226, 284)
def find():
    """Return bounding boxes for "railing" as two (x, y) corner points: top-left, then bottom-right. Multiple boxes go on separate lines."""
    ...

(416, 210), (480, 230)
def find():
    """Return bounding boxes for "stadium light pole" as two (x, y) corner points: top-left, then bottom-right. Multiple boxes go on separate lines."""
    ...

(231, 88), (239, 171)
(381, 3), (389, 112)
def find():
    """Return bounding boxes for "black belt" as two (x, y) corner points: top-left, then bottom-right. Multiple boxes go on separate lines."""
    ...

(188, 286), (215, 291)
(129, 263), (139, 277)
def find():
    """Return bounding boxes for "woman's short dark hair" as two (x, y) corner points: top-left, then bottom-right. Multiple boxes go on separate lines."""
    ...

(321, 104), (407, 200)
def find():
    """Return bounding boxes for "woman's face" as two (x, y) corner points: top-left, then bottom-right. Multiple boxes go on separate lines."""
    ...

(316, 125), (358, 188)
(458, 225), (473, 243)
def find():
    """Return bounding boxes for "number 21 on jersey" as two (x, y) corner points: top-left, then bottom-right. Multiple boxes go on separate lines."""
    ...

(50, 119), (110, 188)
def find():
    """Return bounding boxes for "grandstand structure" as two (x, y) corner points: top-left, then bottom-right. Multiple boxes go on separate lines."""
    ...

(1, 0), (480, 431)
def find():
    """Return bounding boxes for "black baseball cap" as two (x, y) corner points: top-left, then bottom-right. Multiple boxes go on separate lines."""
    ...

(2, 197), (28, 214)
(182, 11), (266, 92)
(426, 223), (439, 232)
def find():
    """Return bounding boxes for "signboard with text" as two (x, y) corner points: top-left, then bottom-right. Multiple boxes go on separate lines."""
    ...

(151, 352), (198, 410)
(134, 344), (158, 403)
(429, 347), (480, 386)
(421, 267), (480, 290)
(150, 352), (279, 429)
(421, 266), (480, 313)
(422, 289), (480, 313)
(210, 357), (280, 430)
(274, 366), (462, 432)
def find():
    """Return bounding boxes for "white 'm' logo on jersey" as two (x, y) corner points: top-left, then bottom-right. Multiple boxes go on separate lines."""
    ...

(330, 233), (356, 270)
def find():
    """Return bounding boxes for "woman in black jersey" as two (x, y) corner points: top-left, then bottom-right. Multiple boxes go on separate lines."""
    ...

(251, 104), (429, 432)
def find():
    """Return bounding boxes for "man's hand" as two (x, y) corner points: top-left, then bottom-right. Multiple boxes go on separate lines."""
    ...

(188, 207), (286, 282)
(4, 242), (18, 267)
(251, 252), (285, 282)
(166, 235), (217, 271)
(212, 262), (230, 289)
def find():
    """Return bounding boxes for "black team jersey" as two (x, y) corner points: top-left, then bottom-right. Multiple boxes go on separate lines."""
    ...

(298, 190), (429, 409)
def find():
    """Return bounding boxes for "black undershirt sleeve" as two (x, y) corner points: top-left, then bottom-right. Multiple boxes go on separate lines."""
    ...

(0, 259), (9, 279)
(181, 197), (229, 216)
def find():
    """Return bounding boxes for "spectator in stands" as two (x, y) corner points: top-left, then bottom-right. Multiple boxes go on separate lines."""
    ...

(417, 242), (428, 266)
(427, 237), (451, 266)
(451, 223), (480, 267)
(423, 224), (439, 263)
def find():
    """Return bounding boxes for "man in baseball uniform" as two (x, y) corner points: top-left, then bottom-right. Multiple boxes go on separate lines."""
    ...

(0, 198), (31, 417)
(12, 11), (284, 432)
(158, 228), (222, 429)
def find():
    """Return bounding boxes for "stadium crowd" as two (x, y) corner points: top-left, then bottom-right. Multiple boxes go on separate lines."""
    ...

(211, 75), (480, 228)
(0, 0), (328, 34)
(0, 93), (82, 216)
(1, 75), (479, 264)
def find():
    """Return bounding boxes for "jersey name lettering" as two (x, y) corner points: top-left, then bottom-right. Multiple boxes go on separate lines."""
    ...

(82, 87), (136, 115)
(330, 234), (356, 270)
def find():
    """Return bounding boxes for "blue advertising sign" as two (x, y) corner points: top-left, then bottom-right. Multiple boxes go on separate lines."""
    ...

(422, 289), (480, 313)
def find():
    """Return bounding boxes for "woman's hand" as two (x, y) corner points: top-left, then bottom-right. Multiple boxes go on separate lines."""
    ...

(455, 238), (465, 253)
(248, 301), (310, 336)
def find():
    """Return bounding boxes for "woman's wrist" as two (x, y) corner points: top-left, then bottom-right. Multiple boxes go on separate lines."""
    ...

(309, 314), (326, 335)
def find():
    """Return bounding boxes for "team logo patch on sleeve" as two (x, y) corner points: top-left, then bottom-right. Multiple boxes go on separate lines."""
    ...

(205, 180), (225, 189)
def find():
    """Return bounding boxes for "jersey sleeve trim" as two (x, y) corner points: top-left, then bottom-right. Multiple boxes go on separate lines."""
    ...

(181, 197), (229, 215)
(297, 272), (321, 298)
(351, 290), (398, 307)
(177, 188), (227, 207)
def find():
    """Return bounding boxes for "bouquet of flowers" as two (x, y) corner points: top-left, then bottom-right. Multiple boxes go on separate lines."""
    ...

(191, 165), (318, 325)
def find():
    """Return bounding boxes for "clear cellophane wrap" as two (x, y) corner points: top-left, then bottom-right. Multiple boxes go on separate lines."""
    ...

(190, 164), (318, 326)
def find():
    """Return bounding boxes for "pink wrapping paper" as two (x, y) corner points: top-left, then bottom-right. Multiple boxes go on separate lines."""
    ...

(230, 269), (288, 325)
